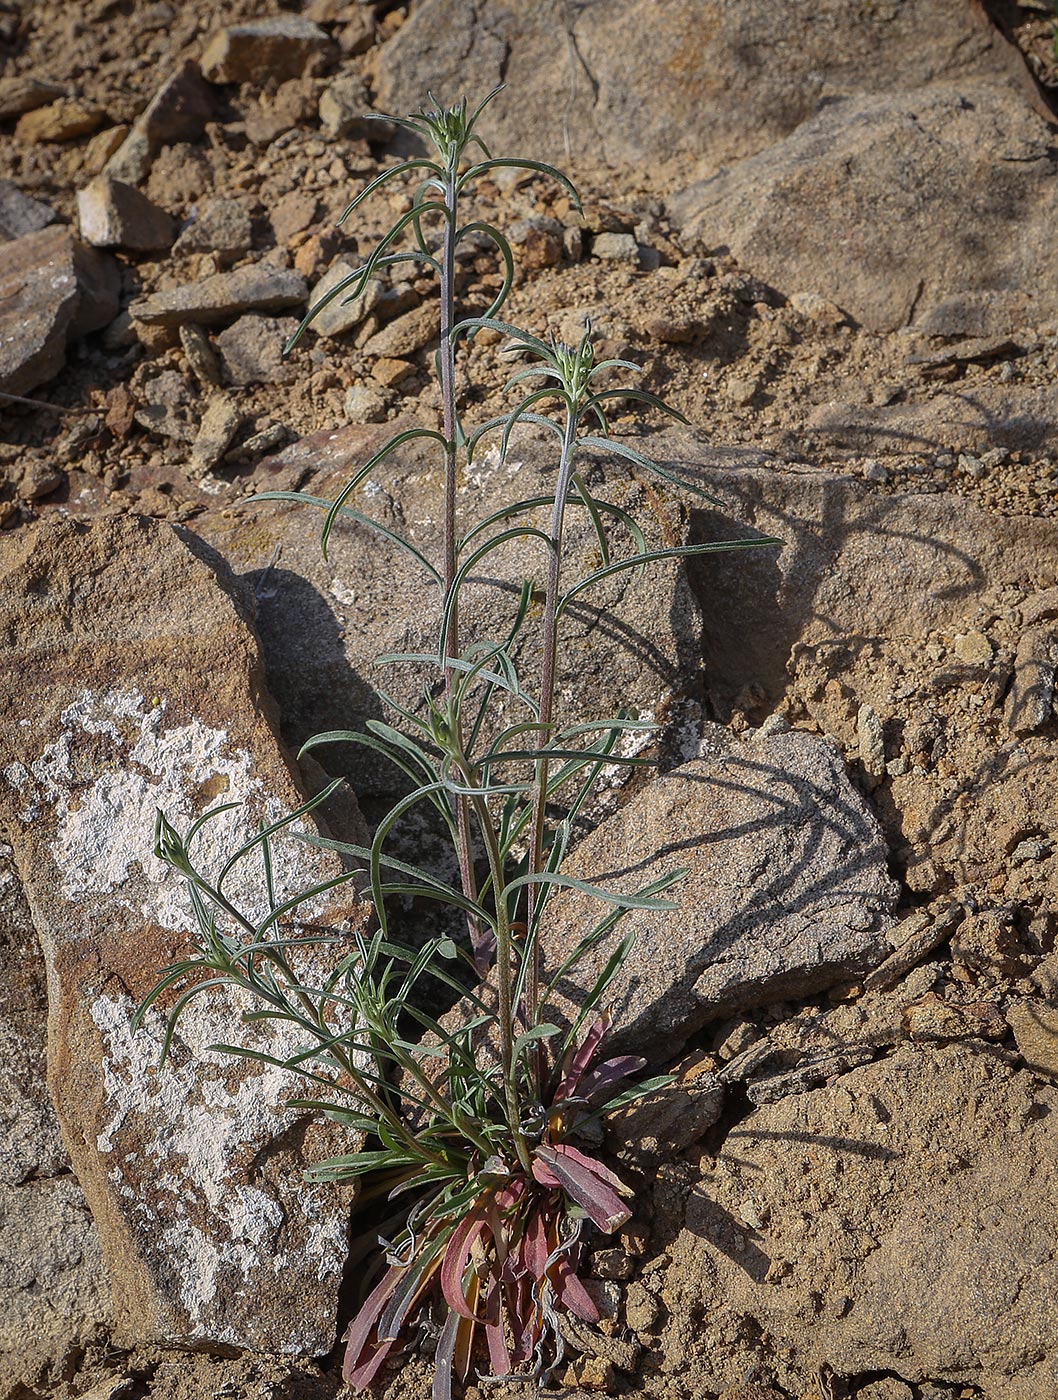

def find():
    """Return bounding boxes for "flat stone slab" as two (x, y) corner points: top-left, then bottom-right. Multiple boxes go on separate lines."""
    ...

(544, 727), (897, 1057)
(0, 515), (369, 1354)
(129, 264), (307, 327)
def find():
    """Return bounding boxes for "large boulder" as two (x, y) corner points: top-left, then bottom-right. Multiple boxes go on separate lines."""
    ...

(669, 81), (1058, 334)
(542, 727), (897, 1058)
(0, 516), (371, 1354)
(659, 1042), (1058, 1398)
(374, 0), (1026, 178)
(197, 424), (705, 800)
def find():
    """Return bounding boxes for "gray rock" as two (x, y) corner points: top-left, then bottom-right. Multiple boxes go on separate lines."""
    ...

(0, 225), (119, 396)
(201, 17), (331, 85)
(215, 313), (299, 386)
(669, 82), (1058, 334)
(318, 74), (383, 140)
(360, 302), (435, 358)
(542, 728), (896, 1058)
(195, 425), (704, 800)
(0, 515), (370, 1353)
(105, 62), (216, 185)
(190, 394), (243, 477)
(129, 264), (307, 327)
(343, 384), (388, 424)
(172, 197), (253, 262)
(77, 176), (175, 251)
(664, 1043), (1058, 1397)
(307, 259), (384, 338)
(0, 76), (64, 121)
(592, 232), (639, 264)
(0, 179), (55, 241)
(375, 0), (1023, 174)
(179, 322), (222, 388)
(1004, 628), (1057, 735)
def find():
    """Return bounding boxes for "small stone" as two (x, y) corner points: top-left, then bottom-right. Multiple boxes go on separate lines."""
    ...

(270, 191), (319, 245)
(371, 356), (416, 388)
(857, 702), (885, 784)
(130, 265), (307, 327)
(564, 1356), (616, 1392)
(215, 314), (299, 386)
(1020, 587), (1058, 628)
(190, 394), (243, 477)
(104, 384), (137, 437)
(726, 376), (758, 407)
(362, 302), (435, 358)
(563, 224), (584, 262)
(508, 216), (564, 270)
(292, 229), (342, 281)
(1008, 997), (1058, 1078)
(789, 290), (847, 325)
(906, 994), (1006, 1042)
(623, 1281), (662, 1332)
(308, 260), (384, 338)
(0, 180), (55, 241)
(318, 75), (378, 140)
(178, 323), (222, 388)
(952, 629), (994, 666)
(201, 17), (331, 85)
(1004, 628), (1057, 734)
(77, 177), (175, 252)
(103, 129), (153, 186)
(737, 1196), (767, 1231)
(172, 197), (252, 262)
(17, 460), (66, 502)
(82, 124), (129, 176)
(226, 422), (288, 463)
(0, 76), (64, 121)
(863, 458), (889, 483)
(344, 384), (388, 424)
(1011, 838), (1047, 865)
(755, 712), (790, 739)
(336, 8), (375, 55)
(592, 231), (639, 263)
(15, 99), (104, 144)
(590, 1247), (633, 1281)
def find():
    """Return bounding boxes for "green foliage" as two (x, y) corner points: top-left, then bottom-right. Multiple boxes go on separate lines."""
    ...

(140, 88), (778, 1396)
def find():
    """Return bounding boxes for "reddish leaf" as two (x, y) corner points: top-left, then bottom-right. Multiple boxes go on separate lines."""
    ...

(580, 1053), (645, 1101)
(534, 1144), (632, 1232)
(550, 1248), (601, 1324)
(440, 1202), (490, 1321)
(342, 1265), (404, 1385)
(555, 1012), (610, 1101)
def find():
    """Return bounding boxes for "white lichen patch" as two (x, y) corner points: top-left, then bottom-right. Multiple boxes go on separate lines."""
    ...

(90, 988), (348, 1350)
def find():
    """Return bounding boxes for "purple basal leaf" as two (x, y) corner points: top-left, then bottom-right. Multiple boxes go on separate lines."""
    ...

(440, 1203), (489, 1321)
(534, 1144), (632, 1232)
(342, 1263), (405, 1387)
(580, 1053), (646, 1101)
(555, 1012), (610, 1102)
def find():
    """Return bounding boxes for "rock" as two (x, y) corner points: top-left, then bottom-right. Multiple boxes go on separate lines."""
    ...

(952, 629), (994, 666)
(371, 355), (416, 388)
(670, 83), (1058, 334)
(245, 79), (319, 147)
(270, 191), (319, 246)
(104, 62), (215, 185)
(190, 395), (243, 478)
(592, 231), (639, 264)
(606, 1052), (725, 1162)
(77, 176), (175, 252)
(0, 179), (55, 240)
(0, 515), (370, 1353)
(318, 74), (378, 140)
(15, 98), (105, 144)
(17, 460), (66, 501)
(856, 702), (885, 786)
(0, 846), (112, 1398)
(201, 17), (332, 85)
(129, 264), (307, 327)
(654, 429), (1058, 711)
(361, 302), (436, 358)
(172, 197), (253, 262)
(1006, 999), (1058, 1078)
(904, 994), (1006, 1042)
(0, 225), (120, 396)
(508, 216), (564, 270)
(542, 728), (896, 1058)
(83, 123), (129, 175)
(1004, 628), (1057, 734)
(194, 425), (704, 800)
(0, 75), (64, 121)
(215, 313), (299, 386)
(624, 1282), (662, 1332)
(179, 322), (222, 388)
(374, 0), (1023, 174)
(343, 384), (388, 424)
(307, 260), (384, 338)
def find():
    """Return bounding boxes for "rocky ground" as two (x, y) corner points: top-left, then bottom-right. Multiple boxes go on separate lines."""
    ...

(3, 2), (1058, 1400)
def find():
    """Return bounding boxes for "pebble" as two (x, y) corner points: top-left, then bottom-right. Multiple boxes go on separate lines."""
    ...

(307, 260), (384, 338)
(726, 376), (758, 407)
(344, 384), (388, 424)
(129, 265), (307, 327)
(270, 191), (319, 245)
(0, 76), (64, 121)
(590, 1248), (634, 1281)
(623, 1281), (662, 1332)
(592, 231), (639, 264)
(952, 629), (994, 665)
(15, 98), (105, 143)
(856, 702), (886, 783)
(215, 314), (299, 386)
(77, 177), (175, 252)
(18, 460), (66, 501)
(1004, 627), (1057, 734)
(0, 180), (55, 241)
(371, 356), (416, 387)
(201, 17), (331, 85)
(1007, 997), (1058, 1078)
(1010, 839), (1047, 865)
(862, 458), (889, 482)
(190, 394), (242, 477)
(172, 198), (252, 262)
(361, 302), (436, 358)
(318, 75), (382, 140)
(178, 323), (222, 388)
(563, 1357), (616, 1392)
